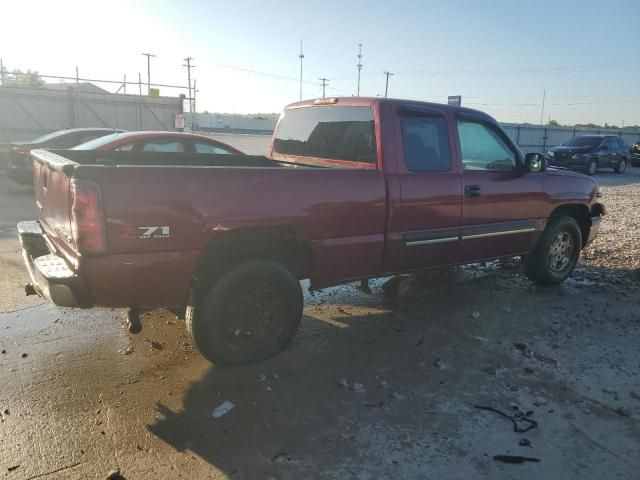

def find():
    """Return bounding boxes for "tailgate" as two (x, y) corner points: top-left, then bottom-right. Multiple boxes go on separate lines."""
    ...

(31, 150), (77, 259)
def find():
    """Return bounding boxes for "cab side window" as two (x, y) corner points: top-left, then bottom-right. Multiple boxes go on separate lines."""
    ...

(400, 114), (451, 172)
(457, 120), (516, 172)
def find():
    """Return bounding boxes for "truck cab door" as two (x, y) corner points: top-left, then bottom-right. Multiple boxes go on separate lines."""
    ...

(384, 106), (463, 273)
(455, 115), (544, 262)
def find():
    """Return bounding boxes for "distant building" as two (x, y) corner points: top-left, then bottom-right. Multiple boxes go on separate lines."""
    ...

(193, 112), (278, 134)
(44, 82), (110, 95)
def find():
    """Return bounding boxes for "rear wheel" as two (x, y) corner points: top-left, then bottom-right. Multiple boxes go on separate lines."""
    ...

(614, 158), (627, 174)
(585, 159), (598, 176)
(186, 260), (303, 365)
(523, 216), (582, 285)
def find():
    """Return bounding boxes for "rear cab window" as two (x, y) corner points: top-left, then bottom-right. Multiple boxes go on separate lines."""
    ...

(272, 105), (377, 168)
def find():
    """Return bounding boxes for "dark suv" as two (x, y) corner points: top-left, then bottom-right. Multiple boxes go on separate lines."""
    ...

(631, 139), (640, 167)
(546, 135), (628, 175)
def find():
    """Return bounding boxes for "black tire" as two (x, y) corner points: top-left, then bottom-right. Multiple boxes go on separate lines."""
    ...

(614, 158), (627, 174)
(186, 259), (303, 365)
(522, 216), (582, 285)
(584, 159), (598, 176)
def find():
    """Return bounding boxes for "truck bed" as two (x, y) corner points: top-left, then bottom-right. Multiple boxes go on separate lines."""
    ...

(30, 148), (387, 307)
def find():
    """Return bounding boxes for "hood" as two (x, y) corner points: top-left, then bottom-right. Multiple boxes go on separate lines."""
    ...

(546, 166), (597, 183)
(549, 145), (594, 155)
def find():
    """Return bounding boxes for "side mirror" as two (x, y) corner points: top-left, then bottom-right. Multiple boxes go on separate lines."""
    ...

(524, 152), (544, 173)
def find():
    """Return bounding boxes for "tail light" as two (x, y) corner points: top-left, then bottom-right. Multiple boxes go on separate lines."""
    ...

(70, 179), (107, 254)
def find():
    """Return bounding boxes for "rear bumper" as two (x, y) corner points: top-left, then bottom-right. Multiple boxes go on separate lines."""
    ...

(18, 221), (93, 308)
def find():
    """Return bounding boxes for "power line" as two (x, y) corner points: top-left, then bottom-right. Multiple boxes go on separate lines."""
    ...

(141, 52), (156, 94)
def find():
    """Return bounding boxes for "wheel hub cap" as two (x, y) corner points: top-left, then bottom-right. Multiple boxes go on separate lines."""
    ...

(549, 232), (574, 272)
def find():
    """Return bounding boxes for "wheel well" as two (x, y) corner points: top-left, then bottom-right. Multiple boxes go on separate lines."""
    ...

(548, 204), (590, 246)
(191, 227), (311, 297)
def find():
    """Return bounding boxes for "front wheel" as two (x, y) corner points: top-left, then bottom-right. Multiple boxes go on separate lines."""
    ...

(614, 158), (627, 174)
(585, 159), (598, 176)
(523, 216), (582, 285)
(186, 260), (303, 365)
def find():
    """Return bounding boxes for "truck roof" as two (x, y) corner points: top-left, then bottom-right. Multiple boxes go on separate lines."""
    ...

(284, 97), (492, 119)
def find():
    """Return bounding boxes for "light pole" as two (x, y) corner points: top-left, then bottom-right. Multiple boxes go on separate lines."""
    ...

(141, 53), (156, 94)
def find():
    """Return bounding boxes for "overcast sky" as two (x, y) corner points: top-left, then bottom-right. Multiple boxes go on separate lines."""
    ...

(1, 0), (638, 125)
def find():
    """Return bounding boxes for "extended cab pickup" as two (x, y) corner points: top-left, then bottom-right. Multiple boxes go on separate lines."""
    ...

(19, 97), (604, 365)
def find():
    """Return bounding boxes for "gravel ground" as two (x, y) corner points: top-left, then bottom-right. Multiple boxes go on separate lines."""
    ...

(0, 140), (638, 479)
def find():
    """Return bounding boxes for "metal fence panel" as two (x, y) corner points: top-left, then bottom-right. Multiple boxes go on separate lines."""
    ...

(0, 85), (182, 143)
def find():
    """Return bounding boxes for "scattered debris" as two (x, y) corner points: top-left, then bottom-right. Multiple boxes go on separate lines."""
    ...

(20, 353), (28, 358)
(379, 380), (389, 388)
(337, 379), (349, 388)
(470, 311), (481, 319)
(118, 346), (134, 355)
(513, 343), (527, 352)
(144, 339), (163, 350)
(271, 452), (289, 463)
(106, 468), (125, 480)
(257, 374), (267, 383)
(474, 405), (538, 433)
(518, 438), (532, 447)
(533, 352), (558, 367)
(212, 401), (235, 418)
(493, 455), (540, 464)
(271, 373), (279, 381)
(1, 349), (5, 354)
(533, 397), (548, 407)
(524, 367), (534, 374)
(7, 465), (19, 472)
(615, 406), (631, 417)
(352, 383), (366, 394)
(415, 339), (424, 347)
(433, 358), (444, 369)
(3, 408), (9, 415)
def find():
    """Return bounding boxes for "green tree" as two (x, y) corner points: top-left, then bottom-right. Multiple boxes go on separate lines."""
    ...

(1, 68), (45, 88)
(547, 119), (560, 127)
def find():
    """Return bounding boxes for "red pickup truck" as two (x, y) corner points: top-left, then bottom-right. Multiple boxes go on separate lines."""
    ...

(18, 97), (604, 365)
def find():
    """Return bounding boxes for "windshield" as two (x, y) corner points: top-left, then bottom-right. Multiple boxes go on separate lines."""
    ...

(563, 136), (601, 147)
(72, 133), (124, 150)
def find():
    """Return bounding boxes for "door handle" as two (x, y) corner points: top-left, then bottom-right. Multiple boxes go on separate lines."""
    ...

(464, 185), (481, 198)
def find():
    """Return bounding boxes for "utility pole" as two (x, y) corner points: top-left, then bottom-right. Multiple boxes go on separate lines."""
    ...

(383, 71), (394, 98)
(0, 58), (4, 86)
(192, 79), (197, 132)
(357, 43), (363, 96)
(298, 41), (304, 101)
(183, 57), (195, 128)
(319, 78), (329, 98)
(539, 89), (546, 126)
(141, 53), (156, 94)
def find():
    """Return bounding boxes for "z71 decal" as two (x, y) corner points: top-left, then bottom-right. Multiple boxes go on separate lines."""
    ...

(120, 225), (171, 239)
(138, 226), (170, 239)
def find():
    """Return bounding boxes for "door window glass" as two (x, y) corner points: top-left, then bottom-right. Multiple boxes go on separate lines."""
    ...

(141, 141), (185, 152)
(400, 115), (451, 172)
(194, 142), (233, 154)
(457, 121), (516, 172)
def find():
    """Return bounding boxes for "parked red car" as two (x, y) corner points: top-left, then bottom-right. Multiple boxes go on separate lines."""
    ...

(71, 131), (244, 155)
(18, 97), (604, 365)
